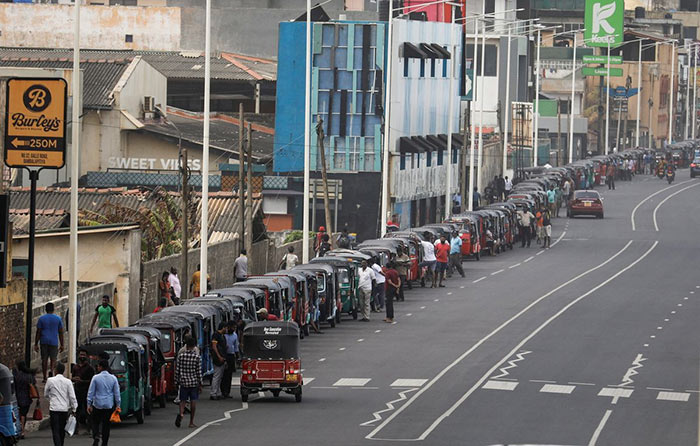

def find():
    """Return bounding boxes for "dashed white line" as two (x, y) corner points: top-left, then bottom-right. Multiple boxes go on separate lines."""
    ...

(536, 250), (544, 256)
(334, 378), (371, 387)
(482, 380), (518, 391)
(357, 339), (365, 342)
(678, 304), (683, 307)
(491, 269), (504, 276)
(684, 297), (689, 300)
(657, 391), (690, 402)
(529, 379), (557, 384)
(540, 384), (576, 394)
(420, 306), (426, 310)
(524, 256), (535, 263)
(374, 330), (381, 333)
(473, 276), (487, 283)
(588, 409), (613, 446)
(664, 318), (669, 322)
(405, 313), (413, 317)
(643, 344), (649, 347)
(650, 335), (656, 338)
(569, 382), (596, 386)
(509, 263), (522, 269)
(647, 386), (674, 391)
(339, 347), (346, 351)
(447, 292), (453, 296)
(459, 286), (465, 289)
(319, 358), (326, 362)
(391, 379), (429, 387)
(657, 327), (663, 330)
(434, 299), (439, 302)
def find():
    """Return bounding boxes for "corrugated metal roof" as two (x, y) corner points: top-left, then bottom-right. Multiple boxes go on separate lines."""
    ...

(9, 211), (68, 235)
(8, 187), (262, 242)
(0, 47), (276, 83)
(0, 54), (132, 109)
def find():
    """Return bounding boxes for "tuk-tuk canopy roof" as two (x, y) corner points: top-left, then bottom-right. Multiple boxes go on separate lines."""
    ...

(136, 313), (192, 330)
(83, 339), (142, 353)
(158, 307), (205, 322)
(166, 304), (220, 319)
(310, 257), (354, 269)
(103, 326), (161, 341)
(211, 287), (264, 299)
(237, 277), (283, 292)
(95, 332), (149, 349)
(326, 249), (372, 261)
(293, 263), (334, 275)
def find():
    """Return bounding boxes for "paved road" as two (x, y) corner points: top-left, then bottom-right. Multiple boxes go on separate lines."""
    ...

(23, 172), (700, 446)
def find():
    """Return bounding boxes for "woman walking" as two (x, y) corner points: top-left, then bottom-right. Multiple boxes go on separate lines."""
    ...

(12, 360), (38, 439)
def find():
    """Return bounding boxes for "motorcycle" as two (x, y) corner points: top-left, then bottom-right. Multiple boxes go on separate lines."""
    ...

(666, 167), (675, 184)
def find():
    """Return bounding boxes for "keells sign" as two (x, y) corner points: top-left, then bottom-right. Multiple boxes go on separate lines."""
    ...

(4, 78), (67, 169)
(584, 0), (623, 47)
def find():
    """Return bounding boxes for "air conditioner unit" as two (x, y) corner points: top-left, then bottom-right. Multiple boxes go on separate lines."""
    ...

(143, 96), (155, 113)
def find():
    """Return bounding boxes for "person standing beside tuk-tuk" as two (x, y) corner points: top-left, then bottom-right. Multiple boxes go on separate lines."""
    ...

(370, 258), (385, 312)
(175, 337), (201, 429)
(221, 321), (239, 399)
(210, 323), (228, 401)
(448, 232), (465, 279)
(383, 262), (401, 324)
(357, 260), (376, 322)
(517, 208), (534, 248)
(394, 247), (410, 298)
(420, 232), (437, 288)
(433, 235), (450, 288)
(89, 295), (119, 334)
(87, 360), (120, 446)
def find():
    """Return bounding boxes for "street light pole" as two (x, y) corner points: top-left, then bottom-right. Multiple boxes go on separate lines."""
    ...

(669, 41), (675, 145)
(302, 0), (311, 261)
(503, 24), (512, 176)
(477, 18), (486, 192)
(444, 5), (456, 221)
(636, 39), (642, 147)
(380, 2), (393, 235)
(693, 45), (698, 140)
(569, 33), (577, 164)
(200, 0), (210, 297)
(533, 27), (541, 166)
(605, 40), (610, 154)
(468, 16), (479, 212)
(686, 44), (692, 140)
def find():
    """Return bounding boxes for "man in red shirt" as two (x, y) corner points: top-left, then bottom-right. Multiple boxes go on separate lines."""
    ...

(433, 235), (450, 288)
(383, 262), (401, 323)
(256, 308), (279, 321)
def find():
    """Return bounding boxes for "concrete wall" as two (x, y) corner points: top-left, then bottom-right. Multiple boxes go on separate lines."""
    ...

(114, 57), (169, 119)
(12, 227), (142, 325)
(0, 4), (181, 51)
(0, 279), (27, 367)
(30, 282), (114, 368)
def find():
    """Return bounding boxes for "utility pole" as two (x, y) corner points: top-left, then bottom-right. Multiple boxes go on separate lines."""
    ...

(623, 76), (631, 150)
(245, 123), (253, 256)
(460, 113), (468, 211)
(316, 117), (334, 247)
(237, 103), (245, 252)
(180, 146), (188, 299)
(557, 98), (562, 166)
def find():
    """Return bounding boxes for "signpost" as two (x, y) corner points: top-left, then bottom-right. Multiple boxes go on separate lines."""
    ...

(584, 0), (623, 47)
(583, 67), (623, 77)
(582, 54), (622, 64)
(3, 77), (67, 365)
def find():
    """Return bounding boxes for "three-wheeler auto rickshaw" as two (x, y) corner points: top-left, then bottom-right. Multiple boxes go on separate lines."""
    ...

(263, 271), (310, 337)
(212, 287), (265, 321)
(240, 321), (303, 403)
(159, 305), (219, 378)
(82, 339), (147, 424)
(311, 256), (357, 320)
(99, 326), (168, 409)
(0, 362), (19, 446)
(292, 264), (338, 328)
(234, 278), (286, 321)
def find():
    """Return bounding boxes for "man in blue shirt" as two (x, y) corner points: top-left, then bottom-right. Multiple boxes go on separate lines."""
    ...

(447, 232), (465, 278)
(34, 302), (64, 382)
(547, 186), (557, 217)
(87, 359), (121, 446)
(220, 320), (240, 398)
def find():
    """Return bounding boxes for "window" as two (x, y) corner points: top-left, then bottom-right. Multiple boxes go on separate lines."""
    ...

(443, 57), (448, 77)
(684, 26), (697, 40)
(426, 151), (432, 167)
(125, 34), (133, 43)
(420, 59), (425, 77)
(400, 153), (406, 170)
(464, 45), (498, 77)
(404, 58), (409, 77)
(431, 59), (436, 77)
(452, 147), (458, 164)
(437, 149), (444, 165)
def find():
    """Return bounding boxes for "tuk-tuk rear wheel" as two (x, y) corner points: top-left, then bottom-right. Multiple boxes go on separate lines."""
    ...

(241, 390), (249, 402)
(295, 388), (302, 403)
(352, 308), (358, 320)
(144, 397), (152, 416)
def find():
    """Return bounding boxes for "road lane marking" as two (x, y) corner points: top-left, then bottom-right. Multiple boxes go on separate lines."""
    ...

(358, 339), (365, 342)
(366, 240), (637, 441)
(536, 251), (544, 256)
(540, 384), (576, 394)
(653, 182), (700, 231)
(599, 387), (633, 404)
(618, 354), (645, 387)
(360, 388), (418, 427)
(482, 380), (518, 391)
(173, 402), (249, 446)
(447, 292), (453, 295)
(550, 230), (567, 247)
(420, 306), (426, 309)
(473, 276), (487, 283)
(569, 382), (596, 386)
(631, 179), (694, 230)
(588, 409), (613, 446)
(524, 256), (535, 263)
(529, 379), (556, 383)
(509, 263), (522, 269)
(647, 387), (673, 391)
(491, 269), (504, 276)
(339, 347), (346, 351)
(319, 358), (326, 362)
(491, 351), (531, 380)
(391, 379), (429, 387)
(375, 330), (381, 333)
(334, 378), (371, 387)
(410, 241), (655, 441)
(460, 286), (465, 289)
(657, 391), (690, 402)
(657, 327), (663, 330)
(405, 313), (412, 317)
(303, 377), (315, 384)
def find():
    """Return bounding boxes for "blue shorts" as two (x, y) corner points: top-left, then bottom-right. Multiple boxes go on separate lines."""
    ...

(179, 386), (199, 401)
(420, 260), (437, 271)
(436, 262), (448, 273)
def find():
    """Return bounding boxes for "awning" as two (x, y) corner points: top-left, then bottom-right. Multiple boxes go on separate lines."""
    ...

(401, 42), (428, 59)
(420, 43), (443, 59)
(429, 43), (451, 59)
(414, 136), (440, 152)
(399, 136), (425, 153)
(437, 133), (463, 149)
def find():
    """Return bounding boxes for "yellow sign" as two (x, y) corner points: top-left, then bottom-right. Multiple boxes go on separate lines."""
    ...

(4, 78), (67, 169)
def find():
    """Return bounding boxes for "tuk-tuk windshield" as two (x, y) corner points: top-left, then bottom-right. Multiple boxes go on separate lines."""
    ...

(160, 333), (172, 354)
(103, 350), (128, 374)
(316, 274), (326, 293)
(337, 268), (350, 284)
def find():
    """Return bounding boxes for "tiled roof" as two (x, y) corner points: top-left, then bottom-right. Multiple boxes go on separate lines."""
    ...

(8, 187), (262, 243)
(0, 47), (276, 83)
(0, 53), (133, 109)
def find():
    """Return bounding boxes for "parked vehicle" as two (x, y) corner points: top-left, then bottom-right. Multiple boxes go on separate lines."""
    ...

(240, 321), (303, 403)
(292, 264), (338, 328)
(311, 256), (357, 321)
(568, 190), (604, 218)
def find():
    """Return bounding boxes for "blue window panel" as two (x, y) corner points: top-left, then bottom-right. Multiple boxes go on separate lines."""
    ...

(364, 137), (375, 171)
(337, 70), (353, 89)
(400, 153), (406, 170)
(343, 136), (350, 170)
(452, 147), (458, 164)
(437, 149), (444, 165)
(357, 136), (365, 171)
(354, 26), (364, 47)
(338, 24), (349, 47)
(443, 52), (448, 77)
(404, 58), (409, 77)
(317, 91), (330, 115)
(318, 70), (334, 89)
(431, 58), (436, 77)
(313, 23), (324, 54)
(322, 23), (335, 44)
(426, 150), (432, 167)
(374, 124), (382, 171)
(376, 23), (385, 70)
(420, 59), (425, 77)
(334, 49), (348, 69)
(347, 24), (355, 70)
(311, 67), (320, 116)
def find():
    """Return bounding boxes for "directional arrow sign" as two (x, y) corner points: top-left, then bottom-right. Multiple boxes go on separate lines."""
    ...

(582, 67), (623, 77)
(583, 55), (623, 64)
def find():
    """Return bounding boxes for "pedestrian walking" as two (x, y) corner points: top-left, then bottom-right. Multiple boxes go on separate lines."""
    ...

(383, 262), (400, 323)
(517, 208), (534, 248)
(434, 235), (450, 288)
(87, 359), (120, 446)
(497, 174), (506, 200)
(504, 176), (512, 196)
(71, 348), (95, 436)
(89, 295), (119, 334)
(562, 179), (571, 210)
(221, 320), (239, 398)
(45, 362), (77, 446)
(35, 302), (64, 382)
(448, 232), (465, 278)
(371, 257), (386, 311)
(543, 209), (552, 249)
(175, 336), (202, 429)
(535, 208), (544, 244)
(168, 267), (182, 305)
(12, 360), (37, 439)
(472, 187), (481, 209)
(210, 323), (228, 400)
(279, 245), (299, 270)
(547, 185), (557, 217)
(420, 232), (437, 288)
(336, 228), (351, 249)
(357, 260), (376, 321)
(190, 264), (211, 297)
(234, 250), (248, 283)
(159, 271), (173, 306)
(607, 163), (616, 190)
(394, 247), (411, 299)
(64, 301), (82, 354)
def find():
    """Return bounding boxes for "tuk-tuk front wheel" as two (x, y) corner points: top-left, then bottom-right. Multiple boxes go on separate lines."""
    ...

(352, 307), (358, 320)
(135, 398), (145, 424)
(295, 388), (302, 403)
(241, 389), (249, 402)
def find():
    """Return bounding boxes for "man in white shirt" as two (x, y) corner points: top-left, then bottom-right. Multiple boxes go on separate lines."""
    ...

(168, 267), (182, 305)
(420, 232), (437, 288)
(504, 176), (513, 195)
(357, 260), (376, 321)
(517, 209), (535, 248)
(371, 258), (385, 312)
(45, 362), (77, 446)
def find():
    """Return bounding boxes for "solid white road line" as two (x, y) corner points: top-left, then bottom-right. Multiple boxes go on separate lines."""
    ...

(491, 269), (504, 276)
(509, 263), (522, 269)
(391, 379), (429, 387)
(657, 391), (690, 402)
(473, 276), (487, 283)
(540, 384), (576, 394)
(630, 179), (694, 230)
(652, 182), (700, 231)
(334, 378), (371, 387)
(413, 241), (656, 441)
(482, 380), (518, 391)
(173, 402), (249, 446)
(366, 240), (636, 441)
(588, 409), (613, 446)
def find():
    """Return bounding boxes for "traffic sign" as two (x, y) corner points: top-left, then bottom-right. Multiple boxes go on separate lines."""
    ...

(582, 67), (623, 77)
(582, 54), (622, 64)
(584, 0), (623, 47)
(4, 78), (67, 169)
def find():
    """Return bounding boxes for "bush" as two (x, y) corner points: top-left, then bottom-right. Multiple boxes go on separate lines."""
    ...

(283, 231), (315, 244)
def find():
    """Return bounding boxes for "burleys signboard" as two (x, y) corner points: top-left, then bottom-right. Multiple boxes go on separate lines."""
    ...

(4, 78), (67, 169)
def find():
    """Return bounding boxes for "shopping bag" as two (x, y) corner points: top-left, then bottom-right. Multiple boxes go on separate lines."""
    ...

(109, 408), (121, 423)
(65, 414), (76, 436)
(32, 403), (43, 421)
(29, 383), (39, 399)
